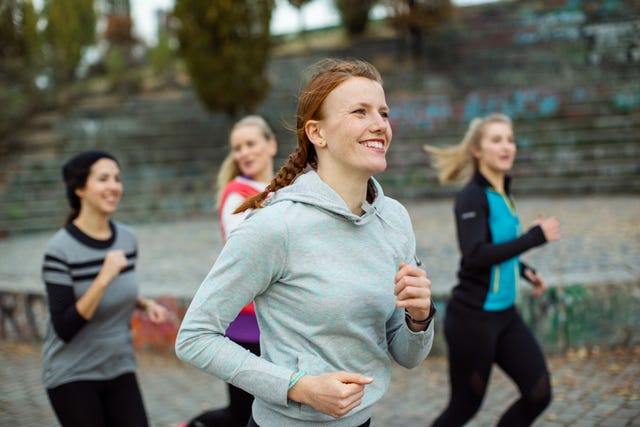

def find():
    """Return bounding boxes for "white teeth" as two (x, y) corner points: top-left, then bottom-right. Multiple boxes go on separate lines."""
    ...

(362, 141), (384, 149)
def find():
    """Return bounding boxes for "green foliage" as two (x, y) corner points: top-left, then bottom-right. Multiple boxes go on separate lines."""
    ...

(21, 0), (42, 70)
(0, 1), (19, 61)
(149, 32), (176, 80)
(335, 0), (375, 36)
(384, 0), (457, 62)
(76, 0), (97, 45)
(173, 0), (275, 116)
(105, 45), (126, 90)
(0, 0), (45, 137)
(45, 0), (96, 84)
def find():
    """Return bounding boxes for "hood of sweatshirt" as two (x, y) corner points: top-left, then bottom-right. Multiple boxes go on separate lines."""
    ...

(262, 169), (386, 227)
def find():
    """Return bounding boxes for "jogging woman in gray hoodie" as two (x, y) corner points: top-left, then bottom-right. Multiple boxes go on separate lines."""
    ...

(176, 58), (436, 427)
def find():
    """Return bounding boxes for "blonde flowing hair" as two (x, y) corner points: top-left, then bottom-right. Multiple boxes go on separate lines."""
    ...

(234, 58), (383, 214)
(423, 113), (512, 184)
(215, 115), (275, 209)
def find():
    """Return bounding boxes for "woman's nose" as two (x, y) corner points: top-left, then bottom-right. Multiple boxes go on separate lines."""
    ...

(371, 113), (388, 132)
(108, 179), (122, 190)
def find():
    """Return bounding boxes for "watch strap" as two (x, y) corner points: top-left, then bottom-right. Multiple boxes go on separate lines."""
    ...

(405, 299), (437, 325)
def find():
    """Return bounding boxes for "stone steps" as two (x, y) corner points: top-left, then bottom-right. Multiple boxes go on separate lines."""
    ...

(1, 11), (638, 236)
(2, 101), (637, 233)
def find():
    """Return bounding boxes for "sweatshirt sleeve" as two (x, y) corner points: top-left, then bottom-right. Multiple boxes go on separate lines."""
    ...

(175, 211), (294, 407)
(384, 201), (434, 368)
(386, 308), (434, 368)
(455, 187), (547, 268)
(42, 250), (87, 342)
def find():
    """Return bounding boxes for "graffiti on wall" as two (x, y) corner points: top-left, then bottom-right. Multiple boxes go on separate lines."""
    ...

(390, 84), (640, 132)
(455, 0), (638, 49)
(0, 291), (183, 355)
(391, 87), (564, 131)
(583, 20), (640, 64)
(463, 89), (561, 122)
(614, 91), (640, 112)
(391, 94), (454, 131)
(509, 0), (640, 64)
(516, 10), (585, 44)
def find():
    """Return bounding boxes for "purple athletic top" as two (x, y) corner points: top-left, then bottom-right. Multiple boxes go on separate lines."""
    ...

(226, 312), (260, 342)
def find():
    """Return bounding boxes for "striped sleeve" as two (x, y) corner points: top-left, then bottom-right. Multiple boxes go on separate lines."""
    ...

(42, 252), (87, 342)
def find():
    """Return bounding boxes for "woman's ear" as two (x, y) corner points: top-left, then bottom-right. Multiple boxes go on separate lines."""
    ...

(305, 120), (326, 148)
(268, 138), (277, 156)
(470, 143), (482, 160)
(74, 187), (85, 199)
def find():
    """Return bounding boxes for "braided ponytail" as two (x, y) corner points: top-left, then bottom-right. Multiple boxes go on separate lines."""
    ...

(234, 143), (312, 213)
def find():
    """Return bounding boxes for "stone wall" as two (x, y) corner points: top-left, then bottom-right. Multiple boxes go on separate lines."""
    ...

(3, 281), (638, 356)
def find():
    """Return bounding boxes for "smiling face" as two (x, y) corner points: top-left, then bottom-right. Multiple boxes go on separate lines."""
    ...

(75, 158), (122, 217)
(309, 76), (392, 182)
(473, 121), (516, 178)
(230, 124), (276, 183)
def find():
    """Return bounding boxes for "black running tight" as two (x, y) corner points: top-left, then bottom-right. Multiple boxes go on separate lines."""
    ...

(187, 341), (260, 427)
(431, 302), (551, 427)
(46, 372), (149, 427)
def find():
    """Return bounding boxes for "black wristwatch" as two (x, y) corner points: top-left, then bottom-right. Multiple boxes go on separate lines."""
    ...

(405, 300), (437, 325)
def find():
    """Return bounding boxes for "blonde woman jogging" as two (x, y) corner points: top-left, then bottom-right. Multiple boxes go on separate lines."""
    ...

(176, 58), (435, 427)
(424, 113), (561, 426)
(183, 115), (277, 427)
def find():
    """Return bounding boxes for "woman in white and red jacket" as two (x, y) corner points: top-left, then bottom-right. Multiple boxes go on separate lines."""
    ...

(184, 115), (277, 427)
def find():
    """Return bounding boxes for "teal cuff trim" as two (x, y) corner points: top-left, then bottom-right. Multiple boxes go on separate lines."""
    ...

(288, 370), (307, 390)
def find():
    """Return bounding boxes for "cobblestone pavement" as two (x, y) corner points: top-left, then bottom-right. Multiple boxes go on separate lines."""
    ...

(1, 195), (639, 426)
(1, 341), (638, 427)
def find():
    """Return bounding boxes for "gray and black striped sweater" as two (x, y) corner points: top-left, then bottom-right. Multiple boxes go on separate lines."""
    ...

(41, 221), (139, 389)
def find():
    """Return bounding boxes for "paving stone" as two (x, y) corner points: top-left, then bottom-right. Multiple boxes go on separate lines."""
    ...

(0, 341), (636, 426)
(1, 196), (639, 426)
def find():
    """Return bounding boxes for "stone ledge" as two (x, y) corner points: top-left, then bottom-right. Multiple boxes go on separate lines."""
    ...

(2, 281), (638, 357)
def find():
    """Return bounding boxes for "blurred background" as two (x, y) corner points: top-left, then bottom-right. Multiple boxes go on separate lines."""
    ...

(1, 0), (638, 235)
(0, 2), (639, 425)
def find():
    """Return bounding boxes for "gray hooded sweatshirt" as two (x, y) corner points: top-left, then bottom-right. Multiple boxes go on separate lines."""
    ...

(176, 170), (434, 427)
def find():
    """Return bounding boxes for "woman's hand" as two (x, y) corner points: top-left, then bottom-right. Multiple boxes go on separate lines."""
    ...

(524, 268), (547, 297)
(288, 371), (373, 419)
(139, 298), (170, 324)
(96, 250), (128, 287)
(77, 250), (128, 319)
(394, 262), (432, 330)
(531, 215), (562, 242)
